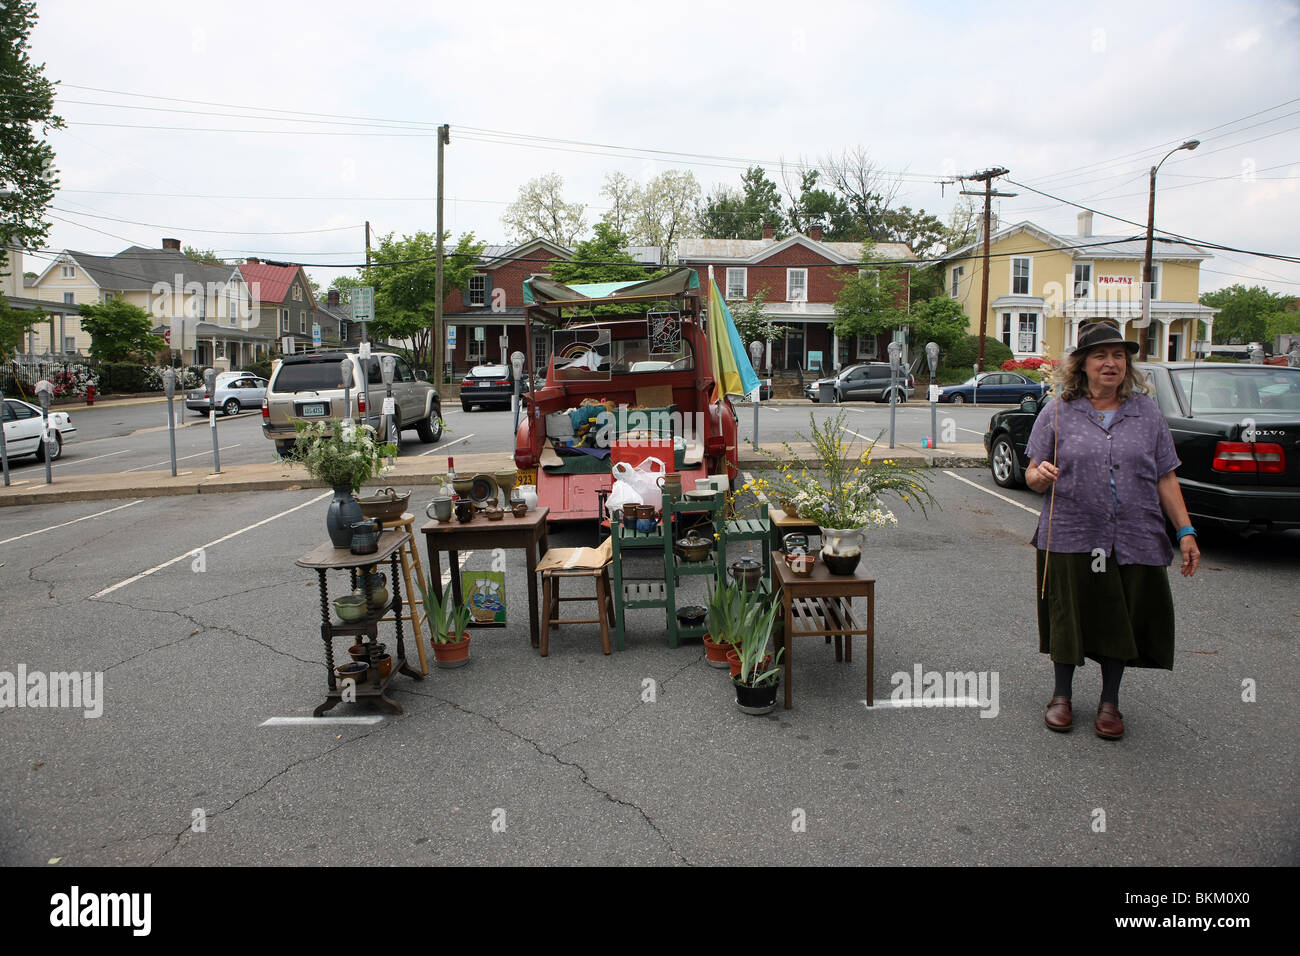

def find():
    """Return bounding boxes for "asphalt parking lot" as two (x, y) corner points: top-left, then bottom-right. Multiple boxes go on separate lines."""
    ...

(0, 470), (1295, 866)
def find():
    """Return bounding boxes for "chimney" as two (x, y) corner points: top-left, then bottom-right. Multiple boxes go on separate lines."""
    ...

(1077, 211), (1093, 237)
(761, 222), (775, 240)
(245, 256), (260, 265)
(162, 238), (181, 251)
(808, 224), (824, 242)
(328, 289), (340, 306)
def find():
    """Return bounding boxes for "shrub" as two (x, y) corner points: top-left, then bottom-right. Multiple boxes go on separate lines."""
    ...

(942, 335), (1013, 375)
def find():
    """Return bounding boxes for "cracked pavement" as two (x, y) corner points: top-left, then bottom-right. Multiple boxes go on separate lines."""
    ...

(0, 482), (1295, 866)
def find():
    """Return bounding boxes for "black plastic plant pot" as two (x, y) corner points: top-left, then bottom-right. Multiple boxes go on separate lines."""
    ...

(733, 676), (780, 715)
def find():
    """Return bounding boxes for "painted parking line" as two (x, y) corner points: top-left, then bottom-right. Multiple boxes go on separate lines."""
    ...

(865, 697), (983, 709)
(957, 426), (985, 437)
(52, 449), (132, 468)
(0, 500), (144, 547)
(92, 490), (332, 598)
(121, 444), (242, 473)
(260, 716), (385, 726)
(419, 433), (473, 456)
(941, 469), (1041, 517)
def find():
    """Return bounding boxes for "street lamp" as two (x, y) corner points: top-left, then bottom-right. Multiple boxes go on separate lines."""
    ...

(1141, 139), (1199, 359)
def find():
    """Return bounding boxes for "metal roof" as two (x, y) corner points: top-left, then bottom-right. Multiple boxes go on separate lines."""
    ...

(676, 235), (913, 264)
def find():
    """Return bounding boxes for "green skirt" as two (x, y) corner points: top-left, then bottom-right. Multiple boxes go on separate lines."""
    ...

(1036, 550), (1175, 670)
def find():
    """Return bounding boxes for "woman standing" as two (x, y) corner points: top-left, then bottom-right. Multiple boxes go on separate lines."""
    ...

(1026, 322), (1200, 740)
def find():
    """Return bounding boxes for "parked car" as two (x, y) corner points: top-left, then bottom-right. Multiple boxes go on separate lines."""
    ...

(186, 374), (268, 416)
(804, 363), (914, 403)
(939, 371), (1049, 405)
(2, 398), (76, 462)
(459, 364), (522, 412)
(983, 363), (1300, 532)
(262, 350), (443, 457)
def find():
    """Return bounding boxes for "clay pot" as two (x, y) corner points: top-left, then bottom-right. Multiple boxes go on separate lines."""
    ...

(432, 634), (471, 669)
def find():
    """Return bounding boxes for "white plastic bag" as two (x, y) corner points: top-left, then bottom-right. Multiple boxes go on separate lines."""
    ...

(613, 457), (666, 509)
(607, 479), (644, 513)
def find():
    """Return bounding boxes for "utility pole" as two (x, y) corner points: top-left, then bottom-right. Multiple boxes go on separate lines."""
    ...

(433, 124), (450, 397)
(365, 220), (371, 268)
(960, 168), (1016, 372)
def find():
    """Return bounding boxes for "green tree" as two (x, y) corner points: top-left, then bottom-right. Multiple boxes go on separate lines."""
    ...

(698, 166), (784, 239)
(906, 295), (970, 355)
(0, 1), (63, 271)
(365, 231), (484, 369)
(879, 206), (948, 260)
(729, 288), (784, 349)
(1262, 309), (1300, 344)
(78, 299), (164, 362)
(1199, 284), (1291, 344)
(550, 222), (646, 285)
(501, 172), (586, 246)
(598, 171), (640, 236)
(784, 169), (859, 240)
(832, 244), (909, 340)
(0, 299), (38, 361)
(182, 245), (225, 265)
(631, 169), (700, 260)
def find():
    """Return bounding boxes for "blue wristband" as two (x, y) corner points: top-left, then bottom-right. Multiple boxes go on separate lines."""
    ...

(1176, 526), (1196, 539)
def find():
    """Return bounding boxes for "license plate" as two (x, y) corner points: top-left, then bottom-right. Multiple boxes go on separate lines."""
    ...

(301, 403), (326, 416)
(515, 468), (537, 487)
(478, 382), (491, 387)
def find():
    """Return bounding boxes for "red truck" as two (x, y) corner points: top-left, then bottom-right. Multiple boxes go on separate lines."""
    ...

(513, 268), (741, 523)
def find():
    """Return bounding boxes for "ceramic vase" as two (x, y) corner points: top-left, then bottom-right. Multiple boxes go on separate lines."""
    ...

(327, 486), (363, 548)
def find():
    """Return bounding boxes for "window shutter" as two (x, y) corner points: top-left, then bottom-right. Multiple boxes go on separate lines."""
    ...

(484, 274), (494, 307)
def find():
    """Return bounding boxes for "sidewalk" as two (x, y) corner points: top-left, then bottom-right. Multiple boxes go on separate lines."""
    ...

(0, 441), (988, 508)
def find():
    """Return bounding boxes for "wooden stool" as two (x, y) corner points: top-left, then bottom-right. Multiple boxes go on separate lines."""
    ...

(537, 542), (615, 656)
(380, 513), (429, 675)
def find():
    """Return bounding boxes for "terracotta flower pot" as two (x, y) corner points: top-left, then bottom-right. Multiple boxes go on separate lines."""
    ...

(432, 633), (471, 669)
(728, 649), (772, 679)
(702, 633), (731, 669)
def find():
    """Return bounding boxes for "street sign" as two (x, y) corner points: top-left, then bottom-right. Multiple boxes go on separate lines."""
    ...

(447, 325), (457, 347)
(352, 286), (375, 323)
(312, 323), (321, 347)
(163, 328), (171, 345)
(282, 336), (296, 355)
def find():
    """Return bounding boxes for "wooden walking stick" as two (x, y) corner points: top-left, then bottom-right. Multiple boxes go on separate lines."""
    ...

(1040, 390), (1060, 599)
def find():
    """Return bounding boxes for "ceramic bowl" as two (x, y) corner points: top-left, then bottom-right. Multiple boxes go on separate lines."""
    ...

(676, 605), (707, 628)
(676, 536), (712, 562)
(334, 594), (369, 622)
(335, 661), (369, 684)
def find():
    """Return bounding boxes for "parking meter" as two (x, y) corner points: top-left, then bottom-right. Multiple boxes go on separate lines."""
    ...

(511, 350), (526, 435)
(1249, 344), (1265, 365)
(0, 383), (10, 487)
(925, 342), (940, 449)
(887, 341), (901, 449)
(380, 355), (397, 449)
(204, 368), (221, 473)
(749, 340), (764, 450)
(35, 379), (54, 484)
(164, 368), (178, 476)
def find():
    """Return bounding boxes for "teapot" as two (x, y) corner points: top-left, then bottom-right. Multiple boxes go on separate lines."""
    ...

(349, 517), (384, 555)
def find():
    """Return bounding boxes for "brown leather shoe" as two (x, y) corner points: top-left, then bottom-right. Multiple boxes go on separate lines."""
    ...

(1045, 696), (1073, 732)
(1095, 701), (1125, 740)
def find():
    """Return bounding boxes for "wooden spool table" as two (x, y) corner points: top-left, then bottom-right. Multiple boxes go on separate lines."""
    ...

(772, 558), (876, 709)
(296, 530), (424, 716)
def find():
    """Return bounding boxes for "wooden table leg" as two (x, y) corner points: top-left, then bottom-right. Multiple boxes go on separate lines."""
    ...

(783, 595), (794, 710)
(866, 583), (875, 706)
(448, 549), (463, 605)
(427, 545), (445, 602)
(526, 537), (541, 648)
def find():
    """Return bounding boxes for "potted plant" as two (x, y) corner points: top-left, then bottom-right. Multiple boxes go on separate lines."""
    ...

(294, 419), (398, 548)
(756, 411), (936, 574)
(731, 591), (784, 715)
(703, 577), (745, 669)
(416, 574), (472, 668)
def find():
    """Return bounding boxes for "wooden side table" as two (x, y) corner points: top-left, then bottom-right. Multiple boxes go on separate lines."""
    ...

(771, 559), (876, 709)
(296, 530), (424, 716)
(420, 507), (549, 648)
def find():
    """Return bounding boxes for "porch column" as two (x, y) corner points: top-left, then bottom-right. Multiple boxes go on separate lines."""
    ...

(1203, 317), (1214, 349)
(832, 330), (839, 371)
(1156, 316), (1171, 361)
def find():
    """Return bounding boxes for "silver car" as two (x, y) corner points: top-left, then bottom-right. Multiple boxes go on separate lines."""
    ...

(187, 374), (268, 416)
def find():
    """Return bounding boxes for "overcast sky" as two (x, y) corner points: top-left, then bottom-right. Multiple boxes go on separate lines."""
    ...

(26, 0), (1300, 297)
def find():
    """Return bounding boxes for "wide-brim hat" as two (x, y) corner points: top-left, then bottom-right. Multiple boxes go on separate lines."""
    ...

(1075, 322), (1139, 355)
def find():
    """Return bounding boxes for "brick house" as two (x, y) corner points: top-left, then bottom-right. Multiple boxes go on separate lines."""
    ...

(676, 225), (914, 375)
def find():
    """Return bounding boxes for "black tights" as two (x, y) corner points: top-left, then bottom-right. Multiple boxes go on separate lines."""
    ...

(1054, 657), (1126, 706)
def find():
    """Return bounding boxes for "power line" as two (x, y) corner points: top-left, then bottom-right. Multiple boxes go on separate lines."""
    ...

(50, 205), (361, 236)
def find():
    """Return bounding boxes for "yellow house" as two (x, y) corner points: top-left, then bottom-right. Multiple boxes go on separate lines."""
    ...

(944, 212), (1219, 362)
(26, 238), (261, 367)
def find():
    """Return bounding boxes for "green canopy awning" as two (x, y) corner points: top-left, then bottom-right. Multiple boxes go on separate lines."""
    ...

(523, 267), (701, 321)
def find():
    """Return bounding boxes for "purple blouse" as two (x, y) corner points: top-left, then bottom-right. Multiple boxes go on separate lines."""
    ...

(1026, 393), (1181, 565)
